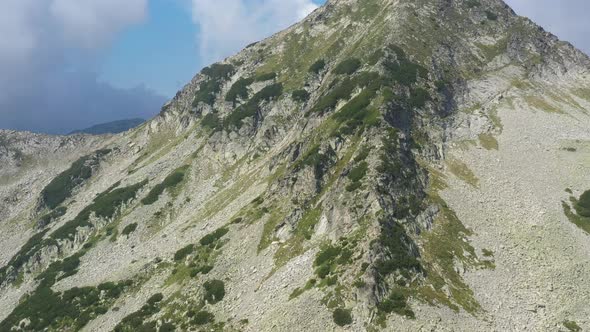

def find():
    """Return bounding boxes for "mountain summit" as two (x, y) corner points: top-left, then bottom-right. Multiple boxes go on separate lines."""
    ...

(1, 0), (590, 331)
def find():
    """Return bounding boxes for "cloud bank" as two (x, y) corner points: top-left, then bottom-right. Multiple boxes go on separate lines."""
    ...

(0, 0), (165, 134)
(191, 0), (318, 64)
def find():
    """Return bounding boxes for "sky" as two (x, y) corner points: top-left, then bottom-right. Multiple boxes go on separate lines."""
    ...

(0, 0), (588, 134)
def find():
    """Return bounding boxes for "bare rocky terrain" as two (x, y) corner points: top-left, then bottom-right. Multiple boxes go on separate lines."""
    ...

(1, 0), (589, 331)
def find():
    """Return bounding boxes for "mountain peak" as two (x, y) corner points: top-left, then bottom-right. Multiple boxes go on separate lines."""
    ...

(1, 1), (590, 331)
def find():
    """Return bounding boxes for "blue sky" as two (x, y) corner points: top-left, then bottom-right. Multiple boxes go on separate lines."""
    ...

(0, 0), (588, 134)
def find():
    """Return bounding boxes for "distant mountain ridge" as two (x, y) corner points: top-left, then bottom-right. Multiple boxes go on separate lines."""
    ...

(69, 118), (144, 135)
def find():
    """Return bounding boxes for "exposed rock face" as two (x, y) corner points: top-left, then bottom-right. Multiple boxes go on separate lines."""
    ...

(1, 0), (589, 331)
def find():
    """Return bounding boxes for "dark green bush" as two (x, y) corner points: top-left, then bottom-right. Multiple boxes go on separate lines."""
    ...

(409, 88), (430, 108)
(200, 227), (229, 246)
(314, 245), (341, 267)
(292, 89), (310, 102)
(201, 64), (235, 80)
(199, 265), (214, 274)
(254, 72), (277, 82)
(41, 149), (110, 209)
(348, 162), (368, 182)
(37, 206), (67, 228)
(465, 0), (480, 8)
(374, 219), (421, 279)
(332, 308), (353, 326)
(193, 80), (221, 106)
(193, 64), (235, 106)
(223, 83), (283, 129)
(122, 223), (138, 236)
(485, 10), (498, 20)
(310, 78), (356, 114)
(51, 180), (147, 241)
(575, 190), (590, 217)
(174, 244), (195, 261)
(147, 293), (164, 305)
(142, 166), (189, 205)
(203, 279), (225, 304)
(383, 47), (428, 86)
(200, 113), (222, 132)
(225, 77), (254, 103)
(315, 264), (331, 279)
(0, 276), (129, 331)
(309, 59), (326, 74)
(159, 322), (176, 332)
(333, 58), (362, 75)
(193, 311), (214, 325)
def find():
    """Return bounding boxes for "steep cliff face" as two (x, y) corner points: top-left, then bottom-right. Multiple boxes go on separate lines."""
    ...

(1, 0), (590, 331)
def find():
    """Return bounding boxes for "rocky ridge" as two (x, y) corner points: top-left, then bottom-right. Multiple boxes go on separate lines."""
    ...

(0, 0), (590, 331)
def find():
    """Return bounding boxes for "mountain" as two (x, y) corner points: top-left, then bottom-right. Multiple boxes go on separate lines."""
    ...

(1, 0), (590, 330)
(69, 118), (145, 135)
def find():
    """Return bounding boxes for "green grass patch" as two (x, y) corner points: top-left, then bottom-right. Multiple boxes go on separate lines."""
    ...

(563, 320), (581, 332)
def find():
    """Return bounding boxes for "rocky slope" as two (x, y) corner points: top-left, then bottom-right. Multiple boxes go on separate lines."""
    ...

(1, 0), (590, 331)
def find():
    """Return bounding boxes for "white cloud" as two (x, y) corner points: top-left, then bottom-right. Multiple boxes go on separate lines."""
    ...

(191, 0), (318, 64)
(0, 0), (162, 134)
(50, 0), (147, 48)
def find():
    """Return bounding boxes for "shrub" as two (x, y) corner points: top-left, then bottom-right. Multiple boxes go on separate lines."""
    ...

(223, 83), (283, 129)
(575, 190), (590, 217)
(147, 293), (164, 305)
(200, 113), (222, 132)
(41, 150), (110, 209)
(203, 279), (225, 304)
(174, 244), (195, 261)
(159, 322), (176, 332)
(315, 264), (330, 279)
(383, 48), (428, 86)
(254, 72), (277, 82)
(142, 166), (189, 205)
(50, 180), (147, 241)
(292, 89), (310, 102)
(310, 78), (356, 114)
(348, 161), (368, 182)
(333, 58), (361, 75)
(314, 245), (341, 266)
(201, 64), (235, 80)
(193, 64), (235, 106)
(485, 10), (498, 21)
(193, 311), (214, 325)
(409, 88), (430, 108)
(309, 59), (326, 74)
(200, 227), (229, 246)
(332, 308), (353, 326)
(225, 77), (254, 103)
(122, 223), (138, 236)
(37, 206), (67, 228)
